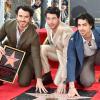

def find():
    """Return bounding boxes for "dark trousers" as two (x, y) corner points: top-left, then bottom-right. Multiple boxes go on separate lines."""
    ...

(77, 50), (100, 87)
(18, 56), (34, 87)
(95, 49), (100, 65)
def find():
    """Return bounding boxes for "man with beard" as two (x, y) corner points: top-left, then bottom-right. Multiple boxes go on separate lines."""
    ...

(0, 5), (47, 93)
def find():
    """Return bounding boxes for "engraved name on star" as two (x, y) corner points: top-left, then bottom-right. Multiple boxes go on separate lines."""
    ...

(5, 52), (19, 68)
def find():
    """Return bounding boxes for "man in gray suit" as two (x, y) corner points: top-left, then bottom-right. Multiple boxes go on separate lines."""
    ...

(0, 5), (47, 93)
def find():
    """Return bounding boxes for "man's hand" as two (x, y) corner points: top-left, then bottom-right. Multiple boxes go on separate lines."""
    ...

(56, 83), (66, 94)
(35, 78), (48, 93)
(67, 87), (80, 98)
(0, 46), (5, 60)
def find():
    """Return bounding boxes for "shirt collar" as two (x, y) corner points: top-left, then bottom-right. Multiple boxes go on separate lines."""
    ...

(16, 23), (29, 34)
(82, 31), (95, 43)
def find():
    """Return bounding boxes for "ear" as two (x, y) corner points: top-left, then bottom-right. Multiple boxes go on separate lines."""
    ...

(16, 15), (18, 19)
(30, 17), (33, 21)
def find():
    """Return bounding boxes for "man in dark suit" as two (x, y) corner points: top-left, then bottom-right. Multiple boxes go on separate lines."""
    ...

(0, 5), (47, 93)
(67, 13), (100, 98)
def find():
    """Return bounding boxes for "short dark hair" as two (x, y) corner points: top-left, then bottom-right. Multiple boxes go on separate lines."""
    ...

(45, 7), (60, 18)
(15, 5), (34, 17)
(75, 13), (95, 29)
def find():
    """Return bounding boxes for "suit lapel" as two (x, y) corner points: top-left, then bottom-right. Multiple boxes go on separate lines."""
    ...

(93, 29), (100, 48)
(75, 32), (84, 66)
(16, 25), (31, 49)
(52, 23), (62, 46)
(16, 31), (27, 49)
(10, 21), (17, 48)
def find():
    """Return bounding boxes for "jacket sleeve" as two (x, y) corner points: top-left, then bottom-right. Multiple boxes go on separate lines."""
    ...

(31, 31), (42, 78)
(60, 27), (73, 80)
(0, 22), (7, 43)
(67, 35), (76, 82)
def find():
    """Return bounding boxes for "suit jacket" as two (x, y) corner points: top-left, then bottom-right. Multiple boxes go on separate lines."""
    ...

(46, 21), (73, 79)
(67, 26), (100, 82)
(0, 19), (42, 78)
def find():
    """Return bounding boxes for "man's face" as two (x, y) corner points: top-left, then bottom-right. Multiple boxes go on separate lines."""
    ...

(6, 0), (12, 4)
(16, 8), (32, 30)
(46, 13), (59, 30)
(61, 5), (67, 11)
(77, 19), (92, 37)
(35, 0), (41, 6)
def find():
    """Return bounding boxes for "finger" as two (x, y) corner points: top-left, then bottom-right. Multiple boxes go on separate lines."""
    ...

(39, 88), (42, 93)
(76, 92), (80, 97)
(63, 88), (66, 94)
(56, 88), (59, 93)
(61, 88), (66, 94)
(54, 89), (57, 93)
(59, 88), (63, 94)
(59, 87), (65, 94)
(41, 86), (48, 93)
(0, 53), (2, 58)
(0, 47), (5, 55)
(42, 88), (48, 93)
(35, 86), (38, 92)
(0, 50), (4, 55)
(43, 87), (48, 93)
(67, 93), (73, 98)
(57, 88), (63, 94)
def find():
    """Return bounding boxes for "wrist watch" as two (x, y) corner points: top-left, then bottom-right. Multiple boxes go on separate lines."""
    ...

(62, 80), (66, 84)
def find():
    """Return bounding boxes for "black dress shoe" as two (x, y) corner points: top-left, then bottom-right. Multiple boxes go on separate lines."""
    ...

(76, 77), (84, 87)
(32, 74), (35, 80)
(42, 71), (53, 85)
(0, 81), (3, 86)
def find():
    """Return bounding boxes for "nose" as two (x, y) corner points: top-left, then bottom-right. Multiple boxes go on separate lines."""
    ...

(78, 25), (83, 30)
(21, 17), (25, 21)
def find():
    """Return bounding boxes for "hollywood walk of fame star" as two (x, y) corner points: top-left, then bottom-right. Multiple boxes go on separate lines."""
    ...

(26, 93), (91, 100)
(4, 52), (19, 68)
